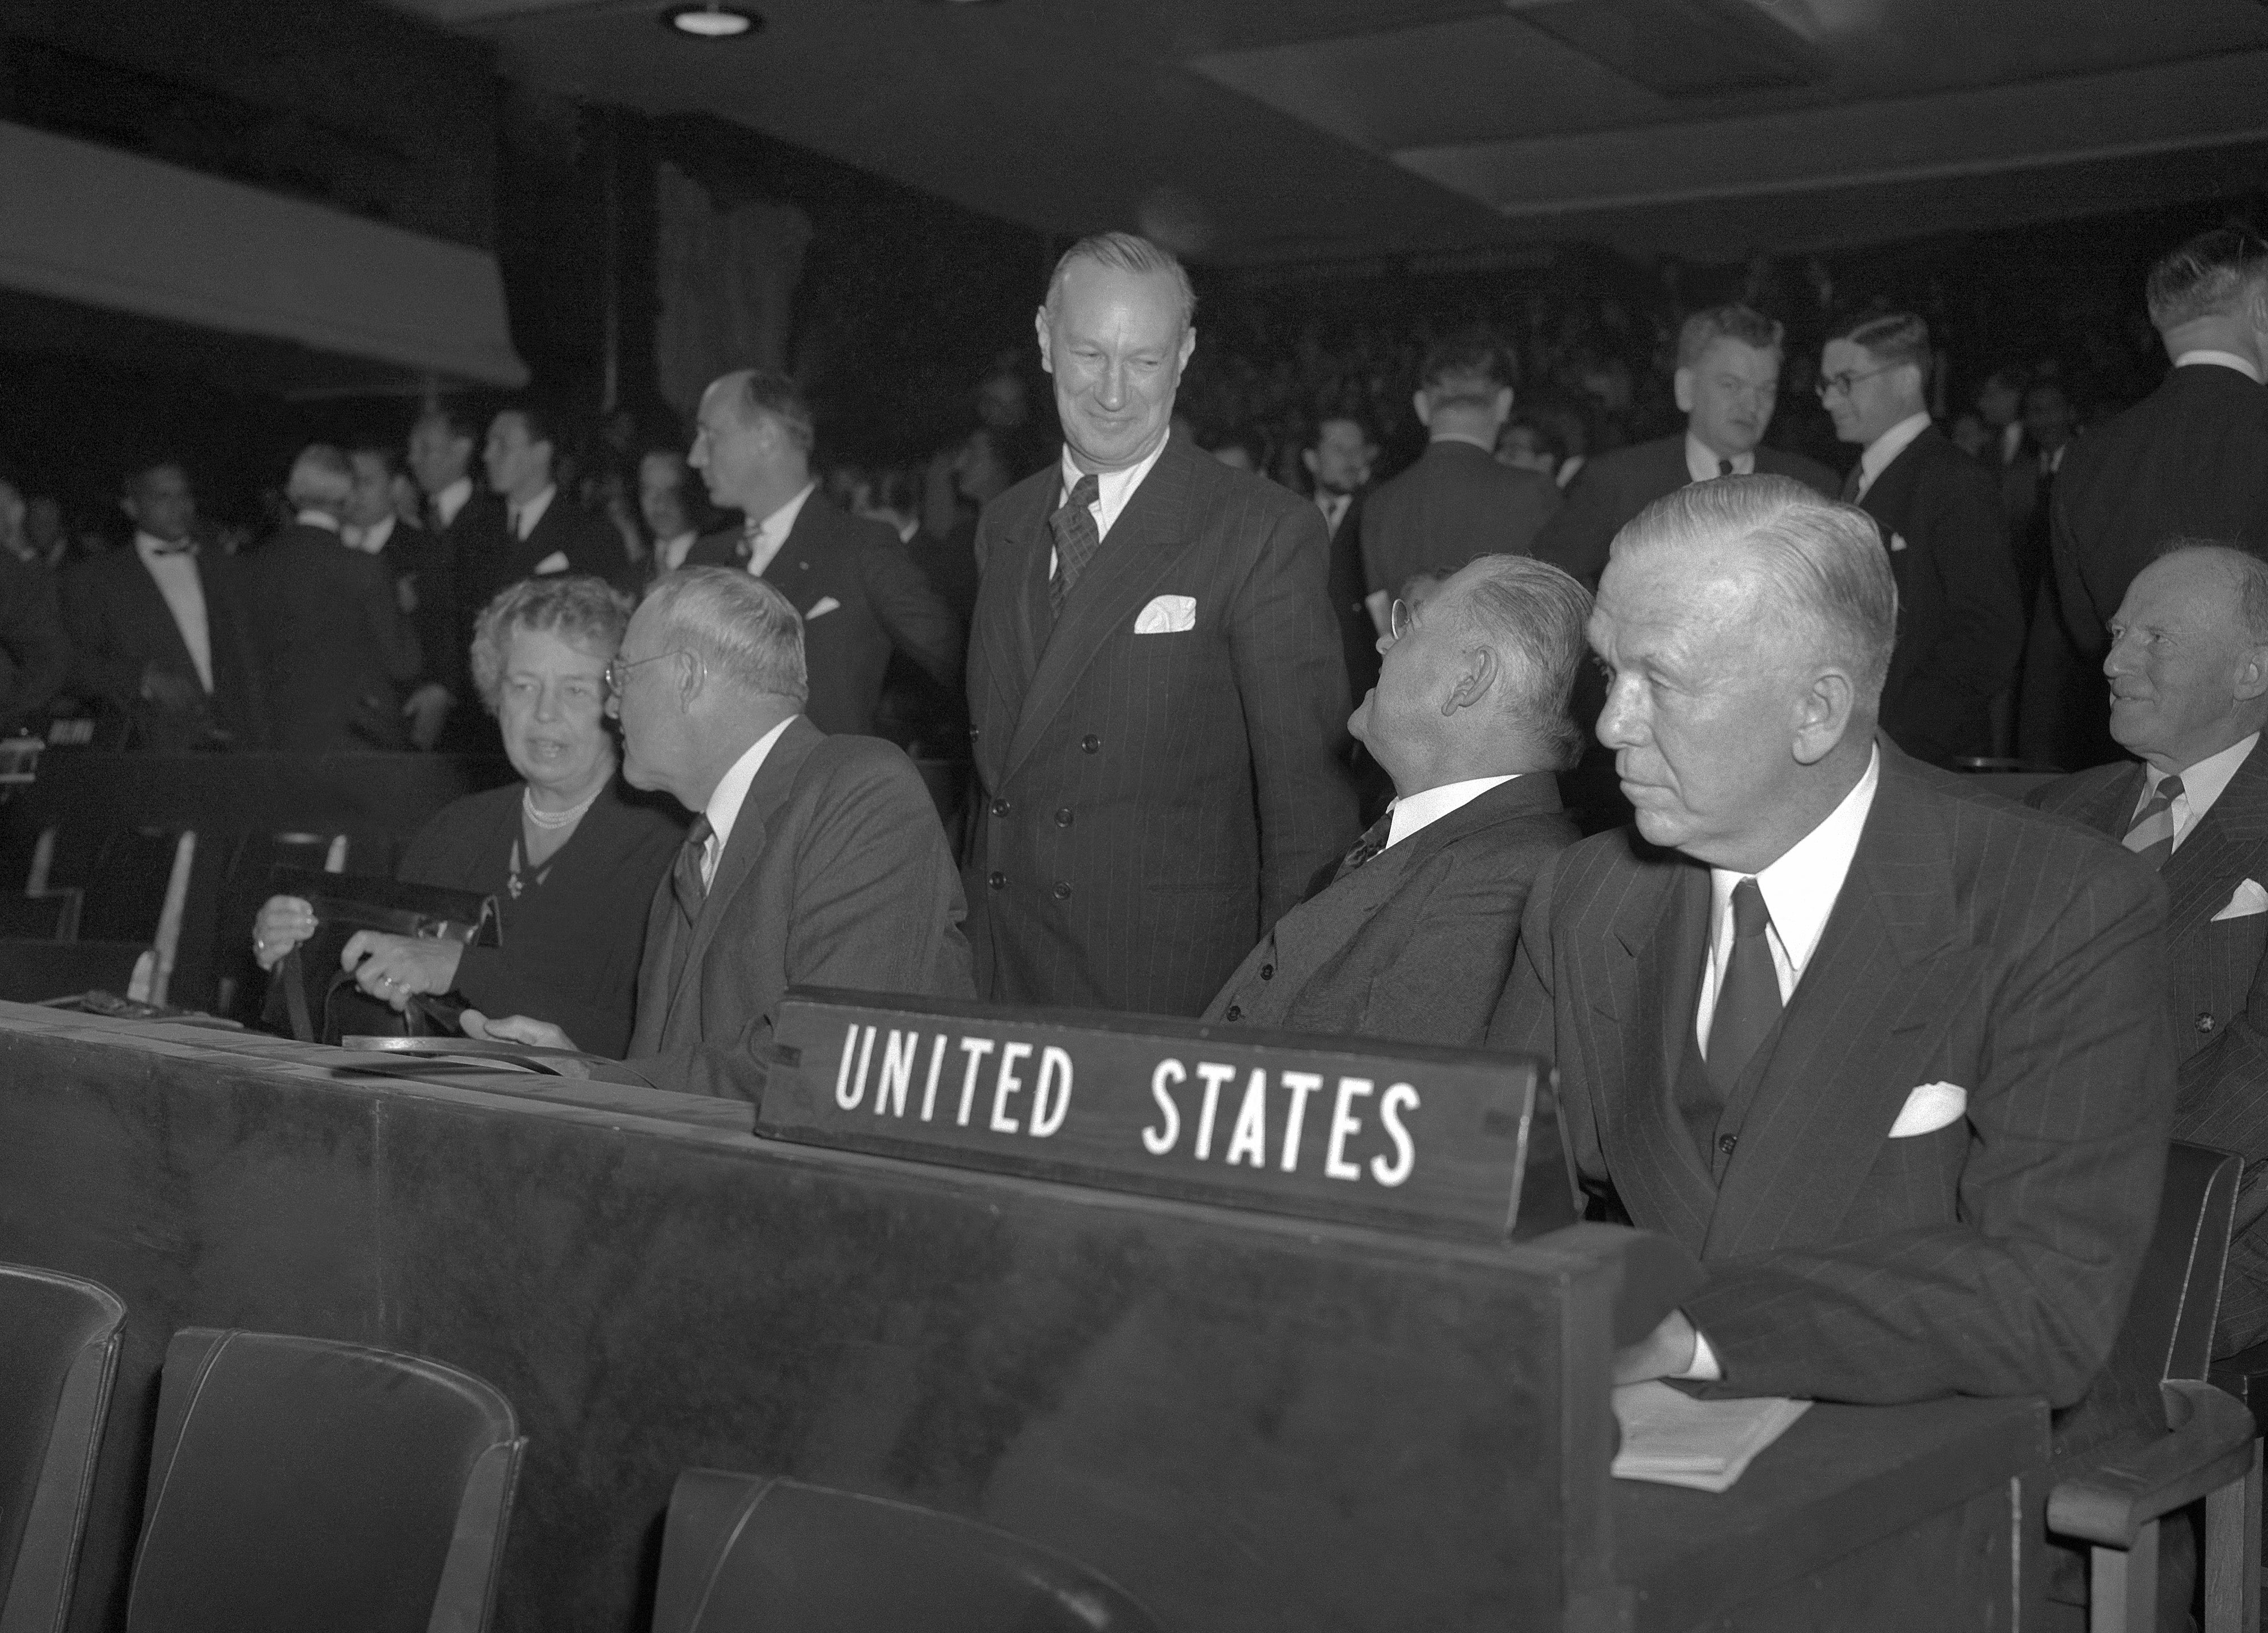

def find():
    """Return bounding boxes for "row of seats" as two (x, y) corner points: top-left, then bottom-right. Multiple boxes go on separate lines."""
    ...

(0, 1262), (1161, 1632)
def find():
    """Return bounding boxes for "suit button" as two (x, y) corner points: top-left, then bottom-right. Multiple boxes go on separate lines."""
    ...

(2198, 1013), (2218, 1035)
(1081, 734), (1102, 753)
(968, 725), (981, 741)
(1225, 1004), (1242, 1021)
(1717, 1133), (1738, 1155)
(1260, 963), (1274, 980)
(988, 871), (1006, 891)
(1054, 807), (1073, 827)
(990, 798), (1010, 818)
(1052, 881), (1072, 900)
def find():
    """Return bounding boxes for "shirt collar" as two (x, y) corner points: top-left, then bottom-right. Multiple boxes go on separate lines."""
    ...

(1428, 430), (1497, 454)
(745, 481), (816, 547)
(1385, 775), (1518, 849)
(1684, 433), (1753, 484)
(434, 476), (473, 527)
(295, 509), (341, 534)
(1710, 743), (1881, 984)
(1857, 412), (1932, 496)
(2173, 350), (2266, 386)
(511, 485), (557, 538)
(703, 715), (798, 858)
(1058, 435), (1170, 541)
(1998, 420), (2024, 465)
(134, 530), (196, 560)
(655, 530), (697, 573)
(348, 513), (396, 553)
(2147, 733), (2260, 829)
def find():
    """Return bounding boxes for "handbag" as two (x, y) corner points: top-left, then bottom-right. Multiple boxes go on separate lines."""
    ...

(261, 867), (500, 1047)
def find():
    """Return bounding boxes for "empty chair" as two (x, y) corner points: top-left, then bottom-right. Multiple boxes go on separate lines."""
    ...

(126, 1329), (523, 1633)
(652, 1470), (1164, 1633)
(0, 1263), (126, 1633)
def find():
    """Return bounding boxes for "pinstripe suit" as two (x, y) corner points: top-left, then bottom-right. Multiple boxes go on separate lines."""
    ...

(2033, 743), (2268, 1352)
(1490, 742), (2174, 1406)
(964, 434), (1359, 1016)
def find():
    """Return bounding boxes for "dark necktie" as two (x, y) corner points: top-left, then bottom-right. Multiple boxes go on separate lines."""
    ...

(672, 816), (713, 923)
(1717, 458), (1733, 479)
(1333, 809), (1395, 882)
(2123, 774), (2184, 870)
(1839, 464), (1863, 504)
(1048, 475), (1102, 614)
(1706, 878), (1783, 1095)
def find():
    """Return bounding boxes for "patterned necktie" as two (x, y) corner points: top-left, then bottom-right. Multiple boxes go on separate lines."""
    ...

(672, 816), (713, 922)
(1706, 878), (1784, 1095)
(1838, 464), (1863, 504)
(2123, 774), (2185, 870)
(1334, 809), (1396, 882)
(1048, 475), (1102, 614)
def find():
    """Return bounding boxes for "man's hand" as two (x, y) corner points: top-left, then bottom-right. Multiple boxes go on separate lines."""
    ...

(403, 683), (454, 750)
(459, 1009), (577, 1051)
(1614, 1308), (1700, 1386)
(140, 662), (202, 713)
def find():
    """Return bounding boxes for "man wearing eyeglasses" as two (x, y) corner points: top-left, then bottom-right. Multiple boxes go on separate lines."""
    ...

(1534, 306), (1837, 590)
(1820, 310), (2022, 767)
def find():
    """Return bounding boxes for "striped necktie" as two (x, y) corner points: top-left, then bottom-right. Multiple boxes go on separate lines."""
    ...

(672, 816), (714, 921)
(2123, 775), (2184, 870)
(1048, 475), (1101, 614)
(1332, 809), (1395, 882)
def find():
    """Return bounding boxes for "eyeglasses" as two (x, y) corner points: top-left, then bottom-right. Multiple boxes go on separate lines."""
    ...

(1815, 363), (1899, 401)
(1389, 598), (1414, 641)
(602, 650), (686, 693)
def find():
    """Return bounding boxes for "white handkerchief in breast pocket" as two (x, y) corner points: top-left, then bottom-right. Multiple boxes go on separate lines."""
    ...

(1135, 594), (1197, 634)
(1888, 1081), (1967, 1138)
(2213, 878), (2268, 922)
(804, 595), (841, 621)
(1888, 532), (1909, 553)
(531, 550), (570, 574)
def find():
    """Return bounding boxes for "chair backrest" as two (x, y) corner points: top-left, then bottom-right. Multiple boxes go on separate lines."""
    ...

(126, 1329), (524, 1633)
(651, 1470), (1164, 1633)
(0, 1263), (126, 1633)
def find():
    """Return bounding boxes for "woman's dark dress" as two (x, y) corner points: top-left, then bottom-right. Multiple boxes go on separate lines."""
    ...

(398, 777), (684, 1057)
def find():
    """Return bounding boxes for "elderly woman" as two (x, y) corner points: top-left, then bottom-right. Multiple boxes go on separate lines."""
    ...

(253, 575), (683, 1056)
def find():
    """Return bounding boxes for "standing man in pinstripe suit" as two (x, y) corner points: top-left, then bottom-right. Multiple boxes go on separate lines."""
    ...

(964, 232), (1357, 1016)
(1491, 475), (2173, 1408)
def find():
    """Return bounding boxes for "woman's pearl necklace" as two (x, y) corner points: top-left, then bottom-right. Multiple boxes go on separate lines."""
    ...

(523, 782), (603, 830)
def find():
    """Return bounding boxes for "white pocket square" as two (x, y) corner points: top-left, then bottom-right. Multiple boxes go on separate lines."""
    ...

(2214, 879), (2268, 922)
(531, 550), (570, 574)
(1888, 1081), (1967, 1138)
(1135, 594), (1196, 634)
(804, 595), (841, 621)
(1888, 532), (1909, 553)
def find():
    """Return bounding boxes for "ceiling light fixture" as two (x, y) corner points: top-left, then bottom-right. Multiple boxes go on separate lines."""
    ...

(661, 3), (760, 39)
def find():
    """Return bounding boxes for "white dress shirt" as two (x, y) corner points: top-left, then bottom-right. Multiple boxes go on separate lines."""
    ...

(2173, 350), (2265, 386)
(507, 485), (556, 542)
(1383, 776), (1517, 850)
(2137, 734), (2259, 852)
(1050, 438), (1170, 574)
(743, 483), (816, 579)
(346, 513), (396, 555)
(134, 531), (213, 693)
(654, 531), (698, 574)
(699, 716), (797, 887)
(1316, 490), (1354, 537)
(1998, 420), (2024, 468)
(1685, 435), (1754, 484)
(431, 477), (473, 530)
(295, 509), (341, 535)
(1854, 413), (1932, 503)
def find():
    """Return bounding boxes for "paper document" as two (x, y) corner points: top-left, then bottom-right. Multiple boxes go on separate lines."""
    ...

(1610, 1380), (1811, 1493)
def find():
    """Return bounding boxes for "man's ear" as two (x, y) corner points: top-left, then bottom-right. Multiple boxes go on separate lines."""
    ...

(2233, 644), (2268, 704)
(1412, 390), (1432, 429)
(1493, 386), (1514, 422)
(1033, 306), (1053, 375)
(1301, 447), (1320, 480)
(1442, 646), (1500, 716)
(1673, 368), (1696, 414)
(674, 649), (708, 710)
(1789, 667), (1859, 765)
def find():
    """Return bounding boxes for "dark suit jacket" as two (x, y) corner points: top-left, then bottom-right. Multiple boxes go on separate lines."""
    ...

(463, 491), (634, 618)
(964, 434), (1360, 1016)
(1360, 440), (1560, 600)
(686, 495), (963, 740)
(1857, 427), (2026, 766)
(60, 545), (269, 751)
(251, 522), (422, 752)
(2052, 363), (2268, 659)
(0, 549), (70, 731)
(375, 519), (463, 703)
(1489, 743), (2172, 1407)
(2033, 742), (2268, 1352)
(1531, 434), (1839, 587)
(1320, 488), (1380, 709)
(1202, 774), (1575, 1045)
(400, 778), (684, 1059)
(626, 717), (975, 1100)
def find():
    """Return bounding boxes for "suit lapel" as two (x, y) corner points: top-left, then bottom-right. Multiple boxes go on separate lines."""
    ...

(2165, 739), (2268, 937)
(2068, 762), (2145, 843)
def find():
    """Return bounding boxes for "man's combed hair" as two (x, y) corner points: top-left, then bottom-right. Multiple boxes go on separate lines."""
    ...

(1044, 232), (1197, 331)
(1420, 327), (1516, 406)
(642, 566), (808, 705)
(726, 370), (816, 456)
(1456, 555), (1593, 769)
(2146, 229), (2268, 333)
(470, 574), (636, 713)
(2154, 538), (2268, 645)
(285, 444), (353, 509)
(1614, 475), (1899, 707)
(1676, 305), (1785, 369)
(1825, 309), (1931, 387)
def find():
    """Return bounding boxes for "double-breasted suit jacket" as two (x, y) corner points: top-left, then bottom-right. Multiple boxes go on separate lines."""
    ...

(1490, 743), (2173, 1408)
(1203, 774), (1576, 1046)
(625, 717), (975, 1101)
(2034, 742), (2268, 1351)
(964, 435), (1359, 1016)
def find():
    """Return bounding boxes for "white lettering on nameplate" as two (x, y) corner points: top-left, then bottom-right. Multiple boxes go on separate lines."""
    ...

(1143, 1057), (1418, 1188)
(832, 1025), (1076, 1141)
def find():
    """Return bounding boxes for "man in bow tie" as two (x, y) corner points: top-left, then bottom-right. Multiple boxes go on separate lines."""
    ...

(1491, 473), (2170, 1414)
(683, 369), (960, 739)
(962, 231), (1357, 1016)
(2033, 541), (2268, 1353)
(1203, 554), (1582, 1044)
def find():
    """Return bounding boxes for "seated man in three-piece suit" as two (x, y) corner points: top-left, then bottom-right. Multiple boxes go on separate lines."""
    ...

(2032, 541), (2268, 1356)
(1204, 554), (1582, 1045)
(1490, 475), (2173, 1412)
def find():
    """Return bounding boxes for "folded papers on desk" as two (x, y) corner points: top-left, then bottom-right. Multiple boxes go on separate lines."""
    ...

(1611, 1381), (1811, 1493)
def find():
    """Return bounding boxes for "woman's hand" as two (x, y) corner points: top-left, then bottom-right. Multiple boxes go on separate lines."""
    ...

(253, 895), (316, 972)
(339, 930), (465, 1013)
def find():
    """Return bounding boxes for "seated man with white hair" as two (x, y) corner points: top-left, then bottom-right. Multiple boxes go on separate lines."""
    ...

(1204, 554), (1583, 1046)
(468, 566), (975, 1100)
(1491, 475), (2172, 1416)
